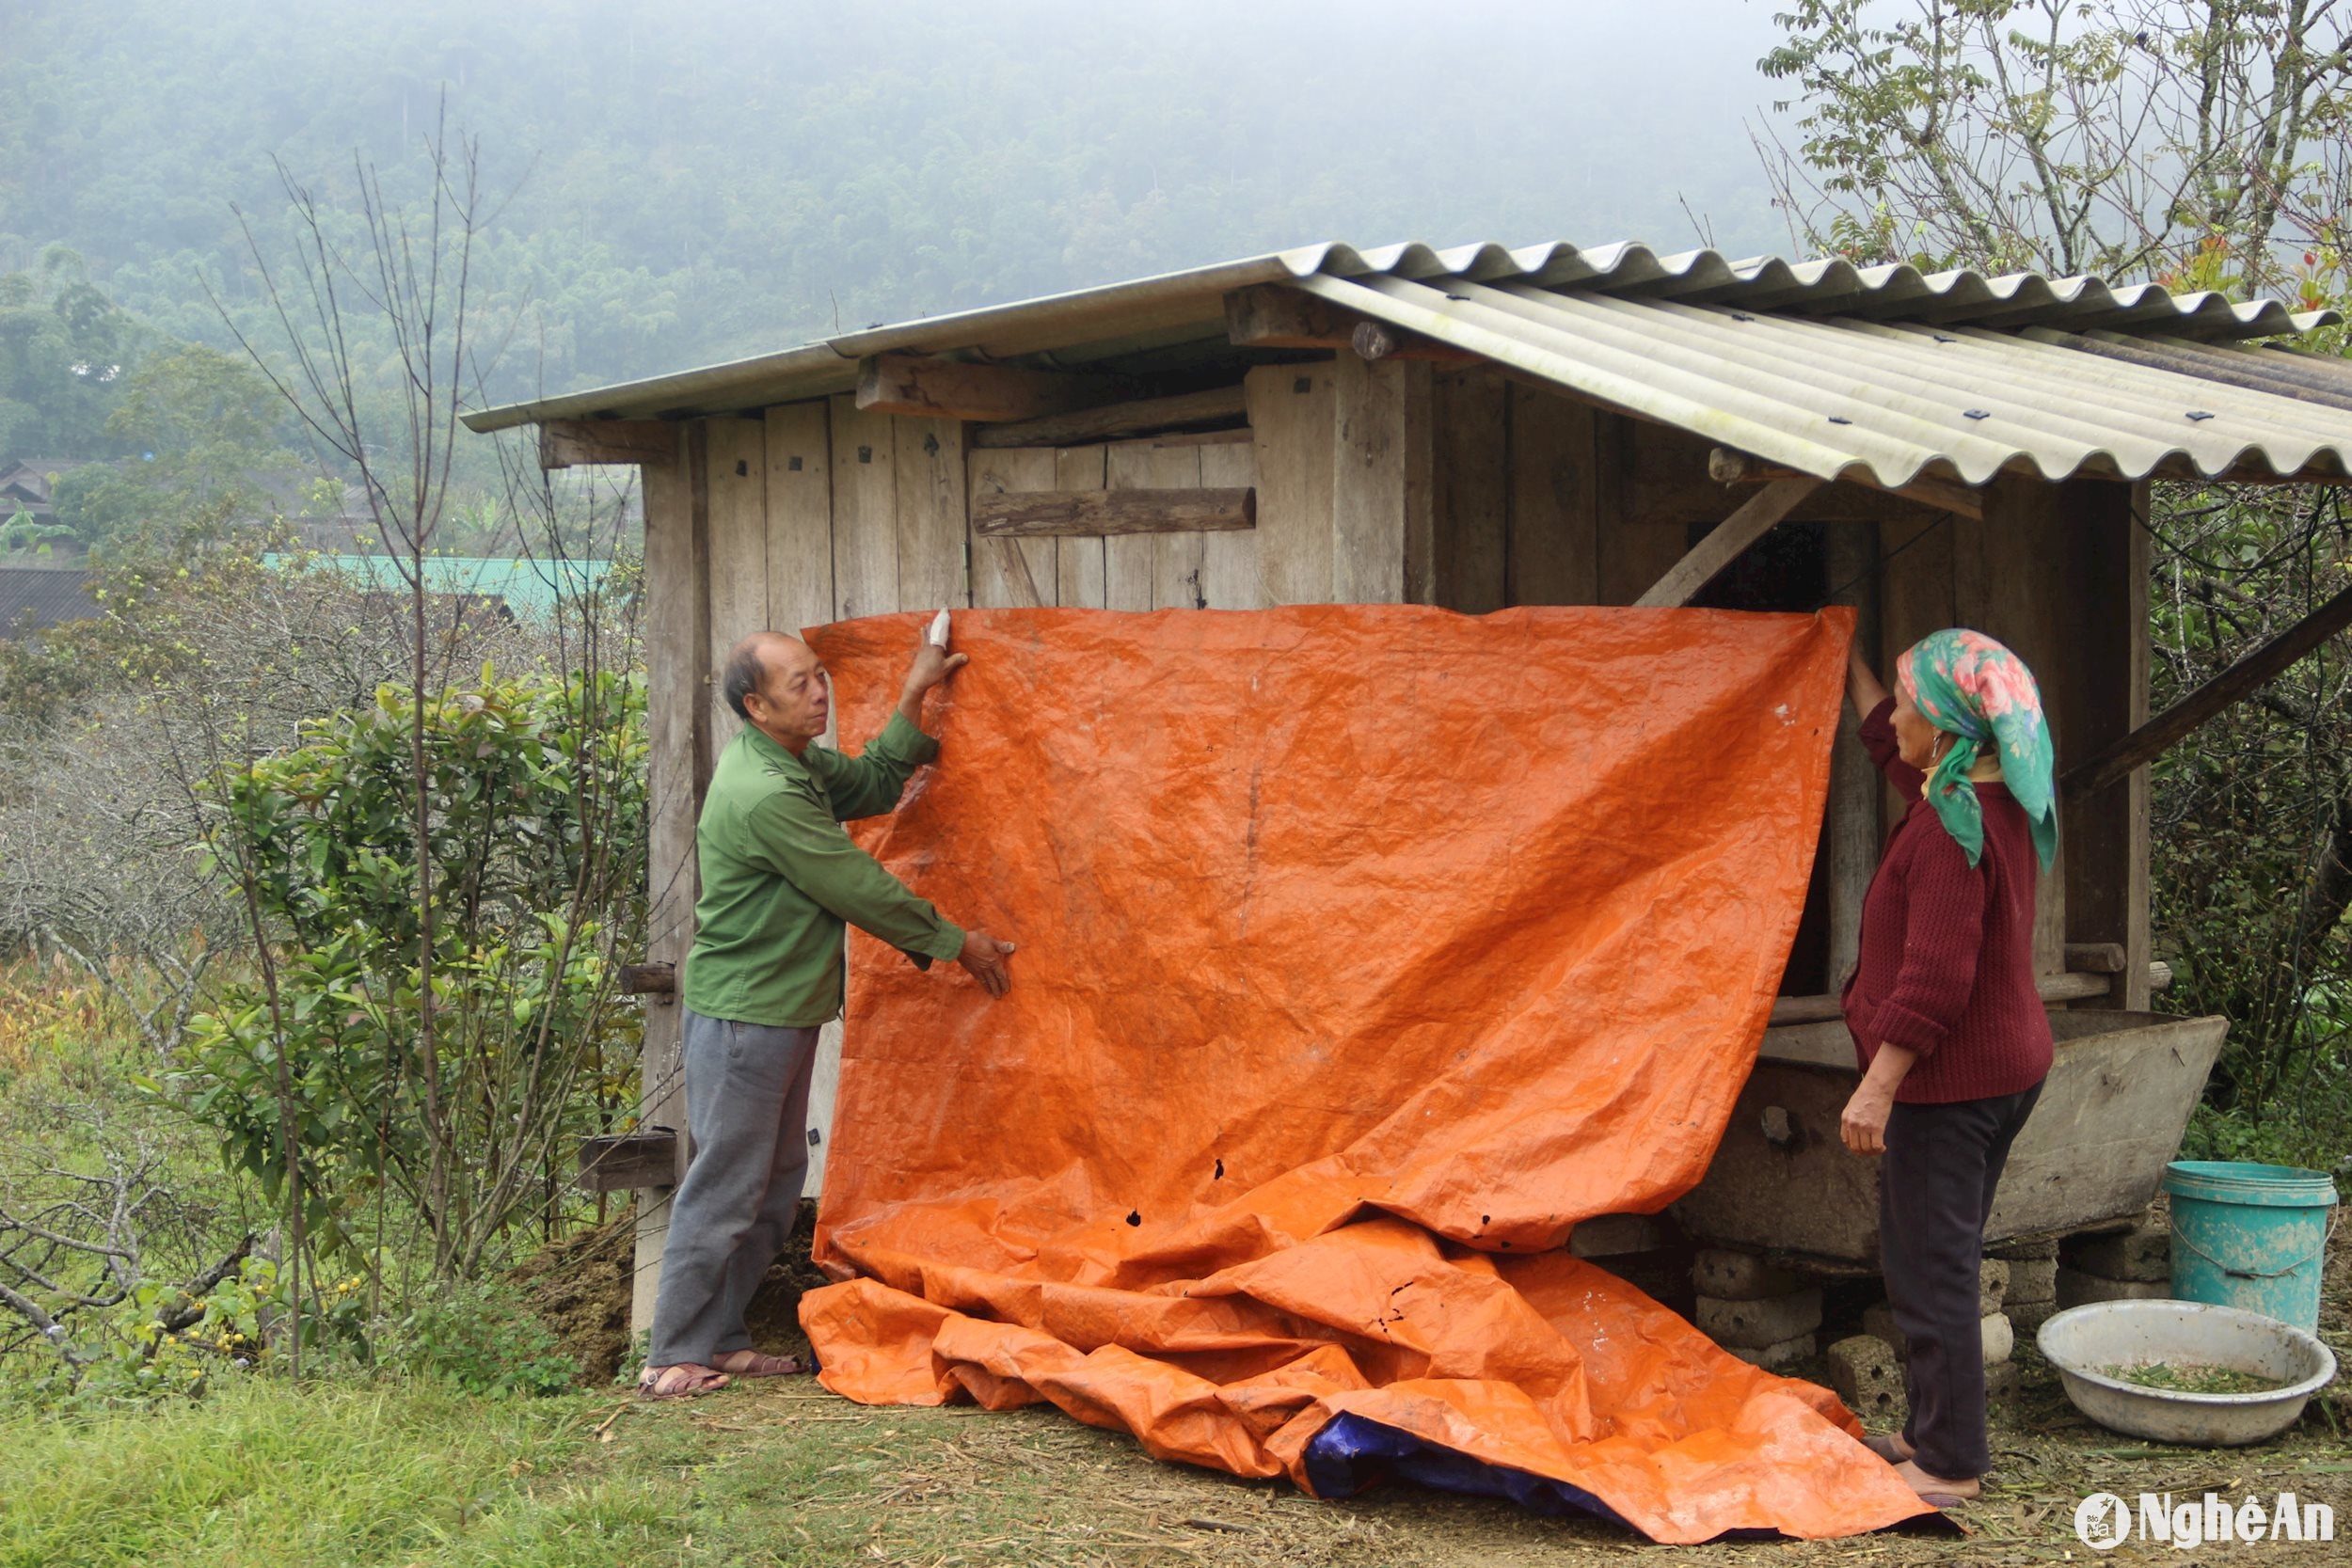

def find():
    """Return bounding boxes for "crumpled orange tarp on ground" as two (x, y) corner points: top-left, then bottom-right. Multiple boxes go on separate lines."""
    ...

(798, 604), (1931, 1543)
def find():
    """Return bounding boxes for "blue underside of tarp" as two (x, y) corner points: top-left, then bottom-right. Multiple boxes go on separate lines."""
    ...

(1300, 1414), (1637, 1528)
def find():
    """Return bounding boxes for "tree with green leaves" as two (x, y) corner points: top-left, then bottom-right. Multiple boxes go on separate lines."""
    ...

(1760, 0), (2352, 286)
(1763, 0), (2352, 1159)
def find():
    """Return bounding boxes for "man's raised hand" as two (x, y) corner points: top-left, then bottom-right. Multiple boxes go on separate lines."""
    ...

(958, 930), (1016, 998)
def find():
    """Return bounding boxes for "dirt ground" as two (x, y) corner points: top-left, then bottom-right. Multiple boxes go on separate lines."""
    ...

(534, 1200), (2352, 1562)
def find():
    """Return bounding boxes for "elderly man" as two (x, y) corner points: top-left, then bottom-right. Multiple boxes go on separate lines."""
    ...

(638, 625), (1014, 1400)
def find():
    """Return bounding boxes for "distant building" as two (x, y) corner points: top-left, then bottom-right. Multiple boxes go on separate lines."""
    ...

(0, 457), (100, 524)
(0, 566), (98, 641)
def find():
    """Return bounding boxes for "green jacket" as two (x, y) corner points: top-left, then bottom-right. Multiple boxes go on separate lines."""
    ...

(681, 714), (964, 1026)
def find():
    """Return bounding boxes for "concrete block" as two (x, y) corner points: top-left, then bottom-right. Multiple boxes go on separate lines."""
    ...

(2004, 1258), (2058, 1305)
(1569, 1213), (1663, 1259)
(1863, 1301), (2016, 1362)
(1977, 1259), (2010, 1318)
(1862, 1301), (1906, 1357)
(1985, 1359), (2020, 1405)
(1693, 1248), (1803, 1301)
(2009, 1297), (2059, 1336)
(1824, 1334), (1906, 1424)
(2066, 1224), (2171, 1282)
(1696, 1288), (1823, 1349)
(2057, 1266), (2170, 1308)
(1726, 1332), (1815, 1371)
(1989, 1236), (2058, 1261)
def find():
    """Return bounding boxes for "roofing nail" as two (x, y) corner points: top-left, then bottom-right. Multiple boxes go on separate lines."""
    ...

(1828, 416), (1853, 426)
(1963, 409), (1992, 420)
(2186, 410), (2215, 421)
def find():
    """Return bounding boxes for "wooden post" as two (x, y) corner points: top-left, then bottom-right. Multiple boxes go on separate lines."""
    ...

(704, 419), (771, 755)
(1962, 475), (2079, 977)
(1824, 521), (1882, 986)
(1506, 383), (1599, 606)
(1431, 365), (1508, 613)
(1244, 364), (1337, 606)
(1332, 355), (1431, 605)
(2060, 480), (2153, 1010)
(764, 402), (834, 637)
(633, 420), (707, 1335)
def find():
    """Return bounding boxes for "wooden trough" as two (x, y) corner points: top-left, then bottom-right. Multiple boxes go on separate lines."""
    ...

(1677, 1009), (2228, 1264)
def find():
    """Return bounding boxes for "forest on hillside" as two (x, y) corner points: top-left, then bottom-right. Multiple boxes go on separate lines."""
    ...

(1, 0), (1788, 419)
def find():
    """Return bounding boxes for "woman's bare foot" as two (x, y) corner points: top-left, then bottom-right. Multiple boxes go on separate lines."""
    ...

(1895, 1458), (1979, 1505)
(637, 1362), (731, 1400)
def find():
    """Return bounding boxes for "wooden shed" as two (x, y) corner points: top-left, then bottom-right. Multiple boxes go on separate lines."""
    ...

(464, 240), (2352, 1326)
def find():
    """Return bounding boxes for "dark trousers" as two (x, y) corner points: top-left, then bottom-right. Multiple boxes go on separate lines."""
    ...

(647, 1007), (818, 1369)
(1879, 1080), (2042, 1480)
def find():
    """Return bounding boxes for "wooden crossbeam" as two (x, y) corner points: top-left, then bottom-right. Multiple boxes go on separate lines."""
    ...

(539, 420), (678, 469)
(969, 386), (1248, 449)
(576, 1131), (679, 1194)
(1225, 284), (1361, 348)
(855, 353), (1122, 422)
(1633, 477), (1823, 608)
(972, 486), (1256, 538)
(2063, 575), (2352, 797)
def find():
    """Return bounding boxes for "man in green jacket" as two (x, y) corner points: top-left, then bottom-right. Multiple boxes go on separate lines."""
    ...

(639, 626), (1014, 1400)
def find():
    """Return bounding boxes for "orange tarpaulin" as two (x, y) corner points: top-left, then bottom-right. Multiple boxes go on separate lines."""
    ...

(797, 604), (1932, 1543)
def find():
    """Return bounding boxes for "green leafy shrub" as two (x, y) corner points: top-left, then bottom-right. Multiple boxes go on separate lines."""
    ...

(165, 666), (647, 1278)
(389, 1279), (579, 1397)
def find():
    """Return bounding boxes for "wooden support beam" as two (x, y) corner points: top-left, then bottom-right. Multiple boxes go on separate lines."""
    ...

(854, 353), (1121, 422)
(2064, 942), (2127, 974)
(1708, 446), (1984, 522)
(1633, 477), (1823, 608)
(1768, 961), (2172, 1025)
(1225, 283), (1361, 349)
(539, 420), (679, 469)
(1351, 319), (1483, 367)
(2063, 575), (2352, 797)
(969, 386), (1248, 449)
(617, 960), (675, 998)
(576, 1131), (680, 1194)
(972, 486), (1255, 538)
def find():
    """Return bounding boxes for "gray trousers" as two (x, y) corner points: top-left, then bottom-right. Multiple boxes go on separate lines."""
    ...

(647, 1007), (818, 1369)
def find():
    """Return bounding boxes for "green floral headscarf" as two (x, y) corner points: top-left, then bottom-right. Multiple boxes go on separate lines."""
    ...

(1895, 628), (2058, 871)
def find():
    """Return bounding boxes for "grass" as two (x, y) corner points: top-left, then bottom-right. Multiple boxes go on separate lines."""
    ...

(5, 1349), (2351, 1568)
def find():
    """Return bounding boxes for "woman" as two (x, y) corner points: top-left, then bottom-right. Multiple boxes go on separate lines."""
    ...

(1838, 628), (2058, 1508)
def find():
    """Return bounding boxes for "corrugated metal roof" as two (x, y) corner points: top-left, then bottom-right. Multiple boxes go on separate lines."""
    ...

(460, 239), (2352, 485)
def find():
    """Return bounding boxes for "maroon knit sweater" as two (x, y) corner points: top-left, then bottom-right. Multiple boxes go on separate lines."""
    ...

(1841, 699), (2054, 1104)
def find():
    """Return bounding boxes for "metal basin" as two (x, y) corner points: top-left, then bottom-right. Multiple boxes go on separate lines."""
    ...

(1673, 1010), (2228, 1263)
(2037, 1299), (2337, 1446)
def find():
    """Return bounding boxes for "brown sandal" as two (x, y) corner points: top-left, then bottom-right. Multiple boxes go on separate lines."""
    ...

(711, 1350), (808, 1378)
(637, 1363), (731, 1400)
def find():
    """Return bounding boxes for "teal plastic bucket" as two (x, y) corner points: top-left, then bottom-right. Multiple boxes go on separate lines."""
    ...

(2162, 1161), (2339, 1334)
